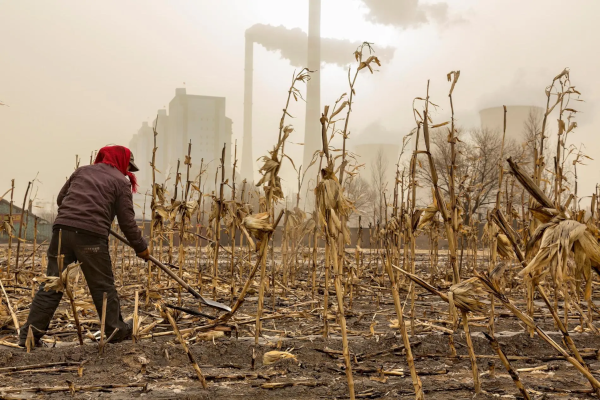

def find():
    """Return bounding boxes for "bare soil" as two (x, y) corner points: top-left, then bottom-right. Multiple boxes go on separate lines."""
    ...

(2, 248), (600, 399)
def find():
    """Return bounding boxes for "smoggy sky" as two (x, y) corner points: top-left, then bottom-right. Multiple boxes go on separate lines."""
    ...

(1, 0), (599, 208)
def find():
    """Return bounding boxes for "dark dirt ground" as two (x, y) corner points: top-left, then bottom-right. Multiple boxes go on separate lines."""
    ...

(2, 248), (600, 399)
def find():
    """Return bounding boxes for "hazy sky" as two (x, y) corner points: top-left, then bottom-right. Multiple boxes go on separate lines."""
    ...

(1, 0), (599, 208)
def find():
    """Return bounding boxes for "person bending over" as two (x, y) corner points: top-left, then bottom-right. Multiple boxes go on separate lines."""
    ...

(19, 145), (150, 347)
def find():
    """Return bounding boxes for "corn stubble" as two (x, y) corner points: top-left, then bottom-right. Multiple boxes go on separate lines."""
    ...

(2, 50), (600, 399)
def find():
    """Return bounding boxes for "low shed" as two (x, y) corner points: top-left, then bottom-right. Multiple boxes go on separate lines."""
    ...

(0, 199), (52, 243)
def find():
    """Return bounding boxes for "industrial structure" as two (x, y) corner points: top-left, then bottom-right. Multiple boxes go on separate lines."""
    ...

(242, 0), (394, 185)
(128, 121), (153, 190)
(129, 88), (233, 192)
(303, 0), (322, 182)
(129, 88), (233, 217)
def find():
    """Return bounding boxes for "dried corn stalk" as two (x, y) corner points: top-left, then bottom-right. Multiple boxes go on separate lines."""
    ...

(417, 204), (439, 230)
(449, 278), (488, 315)
(316, 165), (352, 243)
(520, 217), (587, 284)
(243, 212), (273, 241)
(37, 262), (81, 293)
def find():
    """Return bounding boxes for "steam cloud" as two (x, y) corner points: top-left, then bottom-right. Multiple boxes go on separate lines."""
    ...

(476, 70), (548, 110)
(246, 23), (395, 68)
(360, 0), (457, 28)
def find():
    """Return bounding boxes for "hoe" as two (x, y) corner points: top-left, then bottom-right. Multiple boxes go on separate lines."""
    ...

(110, 229), (231, 313)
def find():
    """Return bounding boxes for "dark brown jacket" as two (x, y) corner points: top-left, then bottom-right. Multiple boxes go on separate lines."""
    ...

(54, 163), (147, 253)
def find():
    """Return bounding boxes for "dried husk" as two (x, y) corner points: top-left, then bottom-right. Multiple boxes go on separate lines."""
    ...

(36, 262), (81, 293)
(417, 204), (439, 230)
(529, 205), (560, 223)
(385, 216), (400, 233)
(576, 230), (600, 300)
(0, 221), (14, 236)
(526, 220), (555, 258)
(302, 217), (316, 235)
(316, 166), (352, 243)
(496, 234), (515, 259)
(256, 157), (279, 187)
(449, 277), (488, 314)
(487, 262), (510, 294)
(573, 241), (592, 300)
(153, 183), (166, 204)
(520, 218), (587, 284)
(152, 204), (169, 232)
(263, 350), (297, 365)
(242, 212), (273, 239)
(194, 330), (225, 342)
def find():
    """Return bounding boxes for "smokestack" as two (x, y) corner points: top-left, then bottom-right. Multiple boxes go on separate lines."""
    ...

(243, 12), (396, 190)
(302, 0), (321, 179)
(241, 33), (254, 182)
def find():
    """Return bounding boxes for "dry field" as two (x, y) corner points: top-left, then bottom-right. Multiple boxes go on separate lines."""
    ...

(1, 48), (598, 399)
(2, 247), (600, 400)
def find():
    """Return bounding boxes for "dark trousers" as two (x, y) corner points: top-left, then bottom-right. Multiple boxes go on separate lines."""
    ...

(19, 228), (131, 343)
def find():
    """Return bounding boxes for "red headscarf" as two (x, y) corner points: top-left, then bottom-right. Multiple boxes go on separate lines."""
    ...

(94, 145), (138, 193)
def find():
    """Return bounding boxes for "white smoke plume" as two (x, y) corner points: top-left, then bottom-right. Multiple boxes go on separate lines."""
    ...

(246, 23), (395, 67)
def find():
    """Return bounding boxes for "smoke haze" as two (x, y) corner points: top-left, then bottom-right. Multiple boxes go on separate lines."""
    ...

(1, 0), (599, 208)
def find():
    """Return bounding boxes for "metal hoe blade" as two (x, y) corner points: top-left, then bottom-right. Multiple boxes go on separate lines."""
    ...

(109, 229), (231, 312)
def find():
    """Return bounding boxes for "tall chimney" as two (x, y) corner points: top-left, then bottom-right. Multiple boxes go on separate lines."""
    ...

(302, 0), (321, 185)
(241, 32), (254, 182)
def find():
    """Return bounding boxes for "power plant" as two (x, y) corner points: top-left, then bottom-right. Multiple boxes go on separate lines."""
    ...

(131, 3), (396, 201)
(241, 1), (395, 184)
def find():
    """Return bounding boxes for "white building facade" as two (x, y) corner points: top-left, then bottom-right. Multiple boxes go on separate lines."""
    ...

(129, 88), (233, 217)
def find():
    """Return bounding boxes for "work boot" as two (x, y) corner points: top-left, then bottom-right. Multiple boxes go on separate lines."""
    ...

(95, 319), (133, 343)
(17, 338), (42, 349)
(18, 324), (46, 349)
(110, 319), (133, 343)
(123, 318), (134, 339)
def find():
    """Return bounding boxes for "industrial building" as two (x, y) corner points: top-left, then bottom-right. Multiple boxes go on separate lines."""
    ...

(128, 121), (153, 190)
(129, 88), (234, 195)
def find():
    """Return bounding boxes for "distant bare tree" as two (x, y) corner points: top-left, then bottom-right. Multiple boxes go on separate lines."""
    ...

(418, 128), (521, 225)
(521, 107), (557, 193)
(370, 148), (388, 224)
(37, 197), (57, 224)
(344, 176), (375, 226)
(524, 108), (543, 144)
(522, 108), (545, 172)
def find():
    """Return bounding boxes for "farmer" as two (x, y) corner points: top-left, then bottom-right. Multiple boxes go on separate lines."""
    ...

(19, 145), (150, 348)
